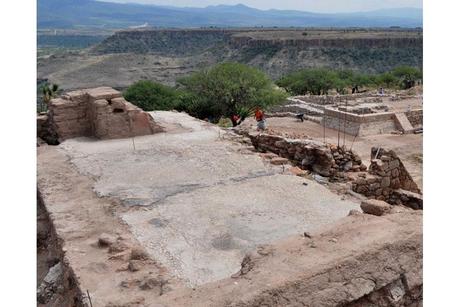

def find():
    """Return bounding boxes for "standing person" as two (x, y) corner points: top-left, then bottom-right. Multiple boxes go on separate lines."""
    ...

(254, 107), (266, 131)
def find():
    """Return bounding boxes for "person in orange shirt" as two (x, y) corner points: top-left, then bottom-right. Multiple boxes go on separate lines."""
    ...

(254, 107), (266, 131)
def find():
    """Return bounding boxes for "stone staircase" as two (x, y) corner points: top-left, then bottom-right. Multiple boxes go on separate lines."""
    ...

(394, 113), (414, 134)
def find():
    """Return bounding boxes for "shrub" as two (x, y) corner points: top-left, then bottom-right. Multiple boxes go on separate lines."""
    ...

(390, 66), (422, 89)
(177, 62), (287, 119)
(123, 80), (183, 111)
(276, 68), (341, 95)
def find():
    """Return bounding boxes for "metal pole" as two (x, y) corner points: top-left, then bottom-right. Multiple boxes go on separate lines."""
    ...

(86, 290), (93, 307)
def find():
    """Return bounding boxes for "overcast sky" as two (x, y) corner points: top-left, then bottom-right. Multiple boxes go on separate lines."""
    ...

(102, 0), (423, 13)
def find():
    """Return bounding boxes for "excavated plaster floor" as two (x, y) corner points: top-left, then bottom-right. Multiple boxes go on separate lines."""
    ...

(57, 111), (360, 286)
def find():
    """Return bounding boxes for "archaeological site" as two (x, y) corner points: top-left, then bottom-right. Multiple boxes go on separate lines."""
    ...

(29, 1), (428, 305)
(37, 84), (423, 306)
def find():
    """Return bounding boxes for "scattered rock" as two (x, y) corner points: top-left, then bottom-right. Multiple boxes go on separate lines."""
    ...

(128, 260), (143, 272)
(313, 174), (328, 184)
(348, 209), (362, 216)
(289, 166), (307, 176)
(360, 199), (392, 216)
(303, 232), (312, 239)
(98, 233), (117, 248)
(130, 247), (149, 260)
(109, 242), (129, 254)
(37, 262), (64, 304)
(139, 276), (169, 295)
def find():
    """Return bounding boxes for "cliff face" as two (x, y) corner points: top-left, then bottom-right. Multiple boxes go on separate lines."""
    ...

(90, 28), (422, 76)
(93, 28), (422, 55)
(229, 36), (422, 49)
(39, 28), (423, 90)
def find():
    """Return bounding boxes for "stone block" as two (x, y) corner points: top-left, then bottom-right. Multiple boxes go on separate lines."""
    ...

(270, 157), (289, 165)
(360, 199), (392, 216)
(381, 176), (391, 188)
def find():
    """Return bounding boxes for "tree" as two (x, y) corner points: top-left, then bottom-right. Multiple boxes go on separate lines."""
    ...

(276, 68), (339, 95)
(41, 83), (59, 104)
(391, 66), (422, 89)
(177, 63), (286, 119)
(377, 72), (398, 88)
(123, 80), (184, 111)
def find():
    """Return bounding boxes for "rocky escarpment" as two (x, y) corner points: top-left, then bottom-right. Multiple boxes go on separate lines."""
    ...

(39, 28), (423, 90)
(90, 28), (422, 76)
(91, 29), (236, 55)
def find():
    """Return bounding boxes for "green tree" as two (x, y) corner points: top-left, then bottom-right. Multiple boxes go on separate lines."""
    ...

(41, 83), (59, 104)
(276, 68), (339, 95)
(377, 72), (398, 88)
(391, 66), (422, 89)
(177, 63), (286, 119)
(123, 80), (184, 111)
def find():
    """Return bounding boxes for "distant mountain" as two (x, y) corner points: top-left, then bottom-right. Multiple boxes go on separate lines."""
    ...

(37, 0), (422, 29)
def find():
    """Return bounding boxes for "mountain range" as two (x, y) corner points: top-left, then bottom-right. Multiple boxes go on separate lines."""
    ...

(38, 0), (423, 29)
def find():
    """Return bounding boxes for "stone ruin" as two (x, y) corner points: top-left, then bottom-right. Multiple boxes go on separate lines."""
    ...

(247, 133), (365, 177)
(351, 148), (423, 209)
(322, 107), (423, 136)
(244, 132), (422, 210)
(38, 87), (163, 144)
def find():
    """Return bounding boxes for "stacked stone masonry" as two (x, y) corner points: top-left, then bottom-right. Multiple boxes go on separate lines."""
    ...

(248, 133), (364, 177)
(352, 148), (422, 208)
(44, 87), (163, 142)
(405, 109), (423, 129)
(322, 108), (398, 136)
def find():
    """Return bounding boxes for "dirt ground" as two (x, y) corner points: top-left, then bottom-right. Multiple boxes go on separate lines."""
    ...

(37, 111), (364, 305)
(241, 116), (423, 189)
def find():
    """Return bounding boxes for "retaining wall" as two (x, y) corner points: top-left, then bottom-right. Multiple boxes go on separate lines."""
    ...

(405, 109), (423, 128)
(323, 108), (397, 136)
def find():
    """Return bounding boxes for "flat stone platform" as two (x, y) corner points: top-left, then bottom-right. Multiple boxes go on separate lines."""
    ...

(38, 112), (361, 303)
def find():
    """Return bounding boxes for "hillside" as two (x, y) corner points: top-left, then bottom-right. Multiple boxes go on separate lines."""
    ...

(38, 0), (422, 28)
(37, 28), (423, 90)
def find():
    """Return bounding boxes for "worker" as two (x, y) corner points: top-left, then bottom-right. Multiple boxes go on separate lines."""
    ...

(230, 114), (241, 127)
(254, 107), (266, 131)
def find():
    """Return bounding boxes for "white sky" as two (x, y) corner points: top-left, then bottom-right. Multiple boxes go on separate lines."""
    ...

(102, 0), (423, 13)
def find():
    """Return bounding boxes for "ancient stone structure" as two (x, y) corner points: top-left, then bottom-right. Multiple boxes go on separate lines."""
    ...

(323, 107), (399, 136)
(247, 133), (364, 177)
(40, 87), (163, 143)
(322, 107), (423, 136)
(295, 93), (384, 105)
(405, 109), (423, 129)
(351, 148), (422, 208)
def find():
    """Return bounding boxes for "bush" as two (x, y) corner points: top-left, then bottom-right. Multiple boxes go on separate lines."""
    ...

(123, 80), (183, 111)
(276, 66), (423, 95)
(177, 62), (287, 119)
(277, 68), (346, 95)
(390, 66), (422, 89)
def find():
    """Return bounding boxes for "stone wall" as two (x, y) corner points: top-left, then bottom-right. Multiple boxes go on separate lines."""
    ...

(44, 87), (163, 142)
(248, 133), (365, 177)
(351, 148), (422, 208)
(294, 94), (383, 105)
(405, 109), (423, 128)
(323, 108), (397, 136)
